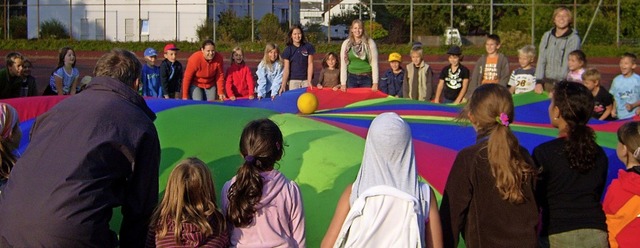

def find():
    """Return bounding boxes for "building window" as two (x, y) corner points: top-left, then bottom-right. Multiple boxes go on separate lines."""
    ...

(125, 18), (134, 41)
(80, 18), (89, 40)
(96, 18), (105, 40)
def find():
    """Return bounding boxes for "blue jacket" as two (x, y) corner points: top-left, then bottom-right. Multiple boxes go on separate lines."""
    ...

(380, 68), (404, 97)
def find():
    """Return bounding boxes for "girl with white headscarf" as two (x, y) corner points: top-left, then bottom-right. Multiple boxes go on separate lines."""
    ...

(321, 112), (442, 248)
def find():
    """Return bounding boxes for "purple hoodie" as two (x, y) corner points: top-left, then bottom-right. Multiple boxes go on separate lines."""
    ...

(222, 169), (306, 247)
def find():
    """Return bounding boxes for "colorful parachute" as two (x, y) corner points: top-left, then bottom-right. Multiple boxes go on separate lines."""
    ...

(3, 88), (626, 246)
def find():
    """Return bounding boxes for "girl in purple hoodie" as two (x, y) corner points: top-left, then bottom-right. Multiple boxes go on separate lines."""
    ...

(222, 119), (306, 247)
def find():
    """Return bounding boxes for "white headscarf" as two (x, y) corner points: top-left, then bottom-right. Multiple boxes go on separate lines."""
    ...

(350, 112), (422, 205)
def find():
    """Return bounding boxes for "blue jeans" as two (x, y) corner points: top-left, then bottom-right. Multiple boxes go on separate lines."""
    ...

(189, 85), (217, 101)
(347, 73), (373, 88)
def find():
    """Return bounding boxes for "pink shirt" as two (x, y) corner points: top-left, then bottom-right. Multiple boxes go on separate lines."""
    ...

(221, 170), (306, 247)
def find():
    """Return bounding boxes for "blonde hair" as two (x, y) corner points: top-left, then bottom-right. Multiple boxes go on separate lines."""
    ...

(347, 19), (370, 43)
(553, 7), (573, 27)
(150, 157), (226, 245)
(518, 45), (536, 60)
(462, 84), (535, 204)
(230, 46), (244, 64)
(261, 43), (280, 71)
(0, 103), (20, 181)
(582, 68), (601, 82)
(410, 45), (423, 57)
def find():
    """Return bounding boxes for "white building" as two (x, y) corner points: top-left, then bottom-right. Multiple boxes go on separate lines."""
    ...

(300, 0), (323, 26)
(26, 0), (300, 42)
(221, 0), (300, 25)
(323, 0), (372, 26)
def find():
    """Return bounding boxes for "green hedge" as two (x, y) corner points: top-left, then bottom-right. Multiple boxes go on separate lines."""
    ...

(1, 39), (638, 57)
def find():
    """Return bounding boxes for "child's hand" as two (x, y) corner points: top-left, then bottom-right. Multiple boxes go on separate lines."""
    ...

(332, 85), (340, 91)
(371, 84), (379, 92)
(534, 84), (544, 94)
(257, 96), (263, 100)
(230, 96), (236, 101)
(271, 95), (276, 101)
(434, 99), (440, 104)
(611, 110), (617, 118)
(626, 103), (634, 111)
(278, 86), (285, 95)
(249, 95), (255, 100)
(317, 84), (324, 89)
(218, 94), (226, 101)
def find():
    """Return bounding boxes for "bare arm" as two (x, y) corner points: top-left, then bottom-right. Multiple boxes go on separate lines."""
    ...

(307, 54), (314, 88)
(454, 78), (469, 104)
(70, 75), (79, 95)
(434, 79), (444, 104)
(280, 59), (291, 95)
(426, 189), (443, 248)
(321, 184), (352, 248)
(55, 76), (64, 96)
(600, 104), (613, 121)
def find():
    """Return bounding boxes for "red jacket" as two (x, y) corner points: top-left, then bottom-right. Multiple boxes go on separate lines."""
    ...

(225, 62), (255, 98)
(182, 51), (224, 99)
(603, 168), (640, 248)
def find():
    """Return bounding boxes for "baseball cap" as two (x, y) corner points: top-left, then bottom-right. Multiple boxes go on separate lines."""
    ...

(144, 47), (157, 57)
(388, 52), (402, 62)
(447, 45), (462, 55)
(164, 43), (179, 52)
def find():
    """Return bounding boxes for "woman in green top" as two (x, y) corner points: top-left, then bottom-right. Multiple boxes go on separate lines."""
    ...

(339, 19), (379, 92)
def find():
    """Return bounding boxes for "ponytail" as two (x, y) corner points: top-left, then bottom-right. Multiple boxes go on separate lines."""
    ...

(487, 124), (535, 204)
(564, 122), (598, 173)
(227, 157), (266, 227)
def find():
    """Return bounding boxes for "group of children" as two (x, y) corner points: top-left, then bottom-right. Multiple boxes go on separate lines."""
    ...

(142, 81), (639, 247)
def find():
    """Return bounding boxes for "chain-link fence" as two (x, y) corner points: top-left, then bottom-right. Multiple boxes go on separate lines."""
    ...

(1, 0), (635, 46)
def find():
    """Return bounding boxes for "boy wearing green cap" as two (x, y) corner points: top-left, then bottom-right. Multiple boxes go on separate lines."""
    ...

(379, 52), (405, 97)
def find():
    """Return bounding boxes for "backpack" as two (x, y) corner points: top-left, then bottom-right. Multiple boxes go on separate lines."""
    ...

(333, 184), (430, 248)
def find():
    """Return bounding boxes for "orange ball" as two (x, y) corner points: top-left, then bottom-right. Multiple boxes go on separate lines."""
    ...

(297, 92), (319, 114)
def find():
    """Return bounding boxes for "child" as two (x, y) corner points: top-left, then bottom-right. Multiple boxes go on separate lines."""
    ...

(256, 43), (283, 100)
(160, 43), (183, 99)
(610, 53), (640, 120)
(508, 45), (537, 94)
(434, 45), (469, 103)
(141, 47), (162, 97)
(0, 52), (24, 99)
(534, 81), (608, 247)
(281, 24), (315, 93)
(440, 84), (537, 247)
(467, 34), (510, 99)
(379, 52), (404, 97)
(46, 47), (79, 96)
(147, 157), (229, 247)
(221, 119), (305, 247)
(603, 121), (640, 248)
(582, 68), (614, 120)
(19, 58), (37, 97)
(402, 44), (433, 101)
(321, 112), (442, 248)
(0, 103), (21, 190)
(225, 46), (255, 100)
(316, 52), (340, 91)
(566, 49), (587, 83)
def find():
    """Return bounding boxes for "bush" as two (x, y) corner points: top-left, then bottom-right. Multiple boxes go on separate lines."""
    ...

(195, 18), (214, 42)
(304, 23), (324, 44)
(217, 9), (252, 43)
(496, 30), (533, 53)
(40, 19), (70, 39)
(257, 13), (285, 43)
(10, 16), (27, 39)
(364, 20), (388, 40)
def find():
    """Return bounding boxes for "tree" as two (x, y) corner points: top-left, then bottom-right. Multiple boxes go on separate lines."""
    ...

(40, 19), (70, 39)
(217, 9), (252, 43)
(364, 20), (388, 40)
(258, 13), (285, 43)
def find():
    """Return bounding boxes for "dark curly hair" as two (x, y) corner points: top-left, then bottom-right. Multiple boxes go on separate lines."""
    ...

(553, 81), (598, 173)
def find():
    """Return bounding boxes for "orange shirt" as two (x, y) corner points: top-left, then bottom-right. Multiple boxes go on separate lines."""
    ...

(182, 51), (225, 98)
(481, 56), (499, 84)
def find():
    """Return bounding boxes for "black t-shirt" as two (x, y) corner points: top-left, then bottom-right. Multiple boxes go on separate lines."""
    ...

(593, 86), (614, 120)
(439, 64), (470, 100)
